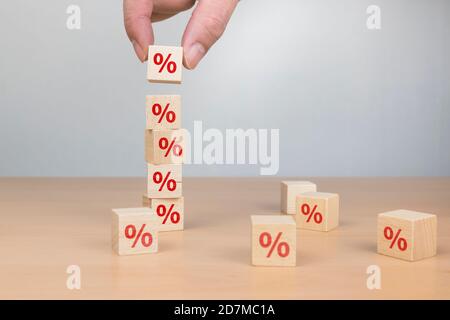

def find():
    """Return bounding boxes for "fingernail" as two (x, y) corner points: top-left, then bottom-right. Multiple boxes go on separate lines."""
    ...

(184, 43), (206, 69)
(132, 40), (145, 63)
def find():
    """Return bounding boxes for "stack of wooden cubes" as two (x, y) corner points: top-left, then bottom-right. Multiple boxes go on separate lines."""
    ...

(112, 45), (184, 256)
(143, 45), (185, 232)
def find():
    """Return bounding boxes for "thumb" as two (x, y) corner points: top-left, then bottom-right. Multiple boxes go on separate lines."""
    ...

(123, 0), (155, 62)
(181, 0), (238, 69)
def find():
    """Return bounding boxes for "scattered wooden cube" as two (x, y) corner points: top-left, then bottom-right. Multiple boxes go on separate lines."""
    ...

(281, 181), (317, 214)
(251, 215), (296, 267)
(147, 45), (183, 84)
(142, 196), (184, 232)
(145, 129), (185, 165)
(377, 210), (437, 261)
(146, 95), (181, 130)
(112, 207), (158, 255)
(147, 164), (182, 198)
(295, 192), (339, 232)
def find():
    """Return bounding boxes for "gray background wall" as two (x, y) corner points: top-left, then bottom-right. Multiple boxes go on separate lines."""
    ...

(0, 0), (449, 176)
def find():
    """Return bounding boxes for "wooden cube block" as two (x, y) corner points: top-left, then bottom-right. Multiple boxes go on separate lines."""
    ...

(147, 164), (182, 198)
(146, 95), (181, 130)
(142, 194), (151, 207)
(251, 215), (296, 267)
(295, 192), (339, 231)
(377, 210), (437, 261)
(147, 45), (183, 84)
(145, 129), (184, 165)
(112, 207), (158, 255)
(142, 196), (184, 232)
(281, 181), (317, 214)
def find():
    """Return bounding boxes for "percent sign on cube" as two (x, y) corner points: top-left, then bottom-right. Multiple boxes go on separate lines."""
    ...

(300, 203), (323, 224)
(147, 45), (183, 84)
(154, 53), (177, 73)
(154, 103), (175, 123)
(153, 171), (177, 192)
(384, 226), (408, 251)
(125, 223), (153, 248)
(146, 95), (181, 130)
(159, 137), (183, 158)
(251, 215), (296, 267)
(146, 130), (184, 164)
(259, 232), (290, 258)
(112, 208), (158, 255)
(142, 197), (184, 232)
(295, 192), (340, 232)
(157, 204), (180, 224)
(147, 164), (182, 198)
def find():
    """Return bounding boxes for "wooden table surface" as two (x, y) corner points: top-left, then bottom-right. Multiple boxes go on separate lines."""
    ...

(0, 177), (449, 299)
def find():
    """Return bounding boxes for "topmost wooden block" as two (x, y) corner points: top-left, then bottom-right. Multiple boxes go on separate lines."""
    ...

(281, 181), (317, 214)
(147, 45), (183, 84)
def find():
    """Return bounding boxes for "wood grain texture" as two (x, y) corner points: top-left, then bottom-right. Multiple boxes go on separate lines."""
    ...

(0, 177), (449, 299)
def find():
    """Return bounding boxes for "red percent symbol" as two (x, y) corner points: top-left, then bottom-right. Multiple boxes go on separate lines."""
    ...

(259, 232), (290, 258)
(152, 171), (177, 192)
(124, 224), (153, 248)
(159, 137), (183, 158)
(384, 226), (407, 251)
(156, 204), (180, 224)
(301, 203), (323, 224)
(153, 53), (177, 73)
(152, 103), (176, 124)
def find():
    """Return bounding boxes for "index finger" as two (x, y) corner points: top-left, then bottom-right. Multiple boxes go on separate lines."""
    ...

(123, 0), (155, 62)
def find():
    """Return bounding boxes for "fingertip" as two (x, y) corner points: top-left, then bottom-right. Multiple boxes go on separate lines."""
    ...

(183, 42), (206, 69)
(132, 40), (147, 62)
(123, 0), (154, 62)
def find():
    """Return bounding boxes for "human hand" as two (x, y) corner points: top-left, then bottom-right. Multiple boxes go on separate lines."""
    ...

(123, 0), (238, 69)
